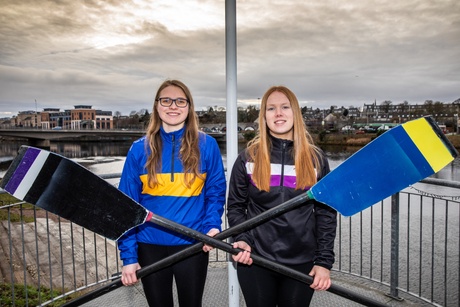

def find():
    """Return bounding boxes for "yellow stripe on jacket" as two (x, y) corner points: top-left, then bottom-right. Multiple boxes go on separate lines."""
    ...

(140, 173), (206, 197)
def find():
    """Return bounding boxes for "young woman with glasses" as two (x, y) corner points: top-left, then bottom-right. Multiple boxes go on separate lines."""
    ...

(118, 79), (226, 307)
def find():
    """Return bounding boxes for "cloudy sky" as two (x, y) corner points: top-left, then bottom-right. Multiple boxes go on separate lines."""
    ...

(0, 0), (459, 117)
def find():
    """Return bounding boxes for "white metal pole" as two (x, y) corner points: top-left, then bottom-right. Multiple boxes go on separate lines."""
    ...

(225, 0), (240, 306)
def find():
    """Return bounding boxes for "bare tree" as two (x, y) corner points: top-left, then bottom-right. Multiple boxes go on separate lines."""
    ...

(381, 100), (392, 113)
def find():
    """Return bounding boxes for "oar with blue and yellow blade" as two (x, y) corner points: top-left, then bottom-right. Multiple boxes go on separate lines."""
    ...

(310, 116), (457, 216)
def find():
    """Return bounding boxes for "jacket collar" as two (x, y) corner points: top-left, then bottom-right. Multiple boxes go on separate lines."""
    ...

(269, 133), (293, 150)
(160, 125), (185, 143)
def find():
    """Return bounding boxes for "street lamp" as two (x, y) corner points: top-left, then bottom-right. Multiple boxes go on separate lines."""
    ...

(456, 113), (459, 134)
(34, 99), (38, 128)
(457, 104), (459, 134)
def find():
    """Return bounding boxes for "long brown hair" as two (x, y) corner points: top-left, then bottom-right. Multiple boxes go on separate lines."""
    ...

(144, 79), (203, 188)
(247, 85), (320, 191)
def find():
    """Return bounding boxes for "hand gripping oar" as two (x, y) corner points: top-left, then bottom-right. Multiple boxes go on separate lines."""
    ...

(1, 116), (456, 305)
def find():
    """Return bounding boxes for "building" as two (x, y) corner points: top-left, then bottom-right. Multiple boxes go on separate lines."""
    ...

(39, 105), (113, 130)
(0, 117), (14, 128)
(14, 110), (41, 128)
(40, 108), (67, 129)
(95, 110), (113, 129)
(361, 101), (460, 129)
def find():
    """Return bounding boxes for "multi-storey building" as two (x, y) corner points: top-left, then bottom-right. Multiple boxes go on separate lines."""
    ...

(95, 110), (113, 129)
(14, 110), (41, 128)
(39, 105), (113, 130)
(40, 108), (68, 129)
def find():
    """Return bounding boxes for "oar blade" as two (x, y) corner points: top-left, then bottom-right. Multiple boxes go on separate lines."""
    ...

(0, 146), (148, 240)
(311, 116), (458, 216)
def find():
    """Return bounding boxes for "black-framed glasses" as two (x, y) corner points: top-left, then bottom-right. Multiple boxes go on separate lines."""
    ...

(157, 97), (189, 108)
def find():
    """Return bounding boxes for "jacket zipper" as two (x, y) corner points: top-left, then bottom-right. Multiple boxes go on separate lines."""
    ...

(171, 134), (175, 182)
(280, 141), (286, 186)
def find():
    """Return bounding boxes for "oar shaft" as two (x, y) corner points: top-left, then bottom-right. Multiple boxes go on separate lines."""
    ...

(137, 192), (312, 279)
(64, 193), (313, 306)
(66, 191), (385, 306)
(149, 214), (389, 307)
(141, 192), (312, 277)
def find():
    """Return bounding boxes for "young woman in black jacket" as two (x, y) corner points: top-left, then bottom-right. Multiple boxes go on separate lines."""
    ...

(227, 85), (337, 307)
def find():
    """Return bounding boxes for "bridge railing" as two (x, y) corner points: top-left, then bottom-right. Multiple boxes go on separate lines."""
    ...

(0, 176), (458, 306)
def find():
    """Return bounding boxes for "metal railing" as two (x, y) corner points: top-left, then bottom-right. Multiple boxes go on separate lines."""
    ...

(334, 178), (460, 307)
(0, 175), (459, 306)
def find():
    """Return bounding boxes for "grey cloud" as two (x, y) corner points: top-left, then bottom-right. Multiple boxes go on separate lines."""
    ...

(233, 0), (460, 107)
(0, 0), (458, 116)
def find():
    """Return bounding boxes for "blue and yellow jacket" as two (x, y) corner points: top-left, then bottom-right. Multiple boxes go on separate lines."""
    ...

(117, 126), (226, 266)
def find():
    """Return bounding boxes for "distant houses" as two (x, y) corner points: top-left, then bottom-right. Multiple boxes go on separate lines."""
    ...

(2, 98), (460, 132)
(302, 100), (460, 132)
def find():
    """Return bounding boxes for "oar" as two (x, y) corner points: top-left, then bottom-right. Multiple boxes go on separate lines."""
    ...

(310, 116), (458, 215)
(62, 196), (318, 307)
(63, 186), (387, 307)
(146, 211), (390, 307)
(0, 116), (456, 305)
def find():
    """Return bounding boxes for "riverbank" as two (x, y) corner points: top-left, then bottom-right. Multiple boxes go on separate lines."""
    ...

(313, 133), (460, 149)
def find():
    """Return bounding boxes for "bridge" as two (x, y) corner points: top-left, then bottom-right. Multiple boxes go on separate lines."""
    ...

(0, 129), (225, 147)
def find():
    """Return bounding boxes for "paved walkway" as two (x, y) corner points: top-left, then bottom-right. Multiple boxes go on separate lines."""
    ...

(80, 266), (434, 307)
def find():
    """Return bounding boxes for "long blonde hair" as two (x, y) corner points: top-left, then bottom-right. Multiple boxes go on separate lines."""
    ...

(144, 80), (203, 188)
(247, 85), (320, 191)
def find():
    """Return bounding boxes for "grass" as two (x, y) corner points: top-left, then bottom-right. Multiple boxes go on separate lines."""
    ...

(0, 283), (75, 306)
(0, 197), (79, 306)
(314, 132), (460, 149)
(0, 193), (19, 205)
(0, 194), (36, 223)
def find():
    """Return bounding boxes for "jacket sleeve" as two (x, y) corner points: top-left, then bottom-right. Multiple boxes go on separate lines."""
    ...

(226, 153), (253, 245)
(201, 135), (227, 233)
(313, 151), (337, 270)
(117, 144), (143, 266)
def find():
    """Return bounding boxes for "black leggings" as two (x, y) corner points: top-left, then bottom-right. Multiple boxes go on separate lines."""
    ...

(138, 243), (209, 307)
(237, 261), (315, 307)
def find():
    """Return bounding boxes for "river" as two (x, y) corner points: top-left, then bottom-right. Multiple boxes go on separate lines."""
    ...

(1, 140), (460, 183)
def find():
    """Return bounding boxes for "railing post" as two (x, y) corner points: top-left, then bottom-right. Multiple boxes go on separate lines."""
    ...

(388, 192), (403, 300)
(225, 1), (239, 306)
